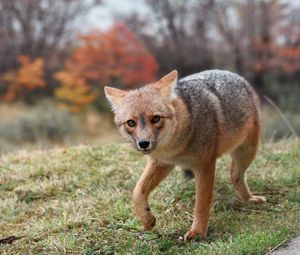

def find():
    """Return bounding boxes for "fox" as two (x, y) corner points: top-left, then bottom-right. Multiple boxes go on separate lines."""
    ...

(104, 69), (266, 241)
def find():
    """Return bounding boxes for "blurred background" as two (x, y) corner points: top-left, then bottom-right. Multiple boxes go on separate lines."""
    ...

(0, 0), (299, 154)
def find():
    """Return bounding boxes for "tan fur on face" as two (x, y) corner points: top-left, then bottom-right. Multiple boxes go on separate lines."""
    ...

(116, 86), (189, 152)
(104, 70), (188, 152)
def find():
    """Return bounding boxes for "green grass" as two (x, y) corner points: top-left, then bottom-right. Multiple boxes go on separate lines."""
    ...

(0, 139), (299, 254)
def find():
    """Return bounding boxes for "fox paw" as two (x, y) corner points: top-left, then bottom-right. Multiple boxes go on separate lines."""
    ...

(248, 195), (266, 204)
(183, 230), (206, 241)
(142, 213), (156, 231)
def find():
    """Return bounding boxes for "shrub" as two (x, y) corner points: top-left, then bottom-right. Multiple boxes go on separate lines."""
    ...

(0, 103), (76, 150)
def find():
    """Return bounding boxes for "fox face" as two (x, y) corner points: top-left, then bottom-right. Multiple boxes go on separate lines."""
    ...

(104, 71), (178, 154)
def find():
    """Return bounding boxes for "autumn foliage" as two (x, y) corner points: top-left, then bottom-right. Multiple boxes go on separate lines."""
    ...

(1, 56), (45, 101)
(252, 1), (300, 75)
(55, 23), (158, 112)
(254, 39), (300, 74)
(0, 2), (299, 113)
(54, 69), (96, 113)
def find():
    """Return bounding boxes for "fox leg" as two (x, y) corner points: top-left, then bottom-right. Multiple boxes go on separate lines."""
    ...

(132, 158), (173, 230)
(184, 158), (216, 241)
(230, 128), (266, 204)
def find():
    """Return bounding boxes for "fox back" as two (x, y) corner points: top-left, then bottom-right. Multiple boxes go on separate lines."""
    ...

(175, 70), (260, 159)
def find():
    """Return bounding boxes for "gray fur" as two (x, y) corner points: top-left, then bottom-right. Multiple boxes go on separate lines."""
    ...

(174, 69), (258, 156)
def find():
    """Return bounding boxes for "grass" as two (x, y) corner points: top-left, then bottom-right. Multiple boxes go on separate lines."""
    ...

(0, 139), (299, 254)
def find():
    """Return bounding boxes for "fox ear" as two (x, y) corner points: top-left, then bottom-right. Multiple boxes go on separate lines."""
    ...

(104, 86), (127, 111)
(153, 70), (178, 98)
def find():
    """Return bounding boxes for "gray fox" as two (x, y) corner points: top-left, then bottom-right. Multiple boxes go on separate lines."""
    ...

(104, 70), (266, 240)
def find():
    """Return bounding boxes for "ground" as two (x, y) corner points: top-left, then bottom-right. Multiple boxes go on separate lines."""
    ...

(0, 139), (299, 254)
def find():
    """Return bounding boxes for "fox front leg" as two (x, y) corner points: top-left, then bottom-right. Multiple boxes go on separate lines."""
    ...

(132, 159), (173, 230)
(184, 158), (216, 241)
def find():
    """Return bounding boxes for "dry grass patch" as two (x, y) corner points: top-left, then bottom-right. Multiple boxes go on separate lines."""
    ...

(0, 139), (299, 254)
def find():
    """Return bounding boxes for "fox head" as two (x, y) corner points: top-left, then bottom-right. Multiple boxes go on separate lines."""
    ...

(104, 70), (179, 154)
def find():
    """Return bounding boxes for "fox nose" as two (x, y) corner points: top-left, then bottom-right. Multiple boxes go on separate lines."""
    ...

(138, 140), (150, 149)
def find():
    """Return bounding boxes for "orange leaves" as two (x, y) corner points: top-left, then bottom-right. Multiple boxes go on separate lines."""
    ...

(276, 47), (300, 73)
(73, 22), (158, 87)
(252, 2), (300, 75)
(1, 56), (45, 101)
(254, 38), (300, 74)
(54, 68), (97, 113)
(0, 22), (158, 110)
(54, 22), (158, 112)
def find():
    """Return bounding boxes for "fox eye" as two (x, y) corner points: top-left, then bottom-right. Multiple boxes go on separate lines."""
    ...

(151, 115), (160, 124)
(127, 119), (136, 127)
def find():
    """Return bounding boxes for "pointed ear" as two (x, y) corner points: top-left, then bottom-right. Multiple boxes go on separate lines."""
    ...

(153, 70), (178, 98)
(104, 86), (127, 111)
